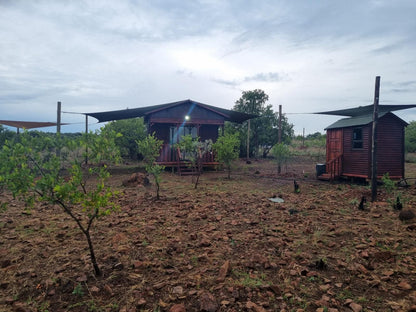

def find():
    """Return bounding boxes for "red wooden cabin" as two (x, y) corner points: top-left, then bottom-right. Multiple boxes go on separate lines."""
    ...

(86, 99), (255, 168)
(316, 104), (416, 180)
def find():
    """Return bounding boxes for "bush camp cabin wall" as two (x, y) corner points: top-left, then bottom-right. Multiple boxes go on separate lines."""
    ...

(317, 104), (416, 180)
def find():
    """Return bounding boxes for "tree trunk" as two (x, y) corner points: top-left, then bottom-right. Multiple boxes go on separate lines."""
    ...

(85, 230), (101, 276)
(194, 173), (200, 189)
(56, 200), (102, 276)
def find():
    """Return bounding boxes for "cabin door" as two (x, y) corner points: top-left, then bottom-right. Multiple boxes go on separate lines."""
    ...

(326, 129), (343, 177)
(326, 129), (343, 161)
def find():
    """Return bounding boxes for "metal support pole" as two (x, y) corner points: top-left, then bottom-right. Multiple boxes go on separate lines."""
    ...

(371, 76), (380, 202)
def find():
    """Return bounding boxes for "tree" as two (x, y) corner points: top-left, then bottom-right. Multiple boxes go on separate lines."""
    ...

(0, 130), (120, 276)
(101, 118), (147, 160)
(405, 121), (416, 153)
(0, 125), (17, 147)
(212, 133), (240, 179)
(176, 135), (212, 189)
(137, 133), (165, 199)
(230, 89), (294, 158)
(271, 143), (291, 174)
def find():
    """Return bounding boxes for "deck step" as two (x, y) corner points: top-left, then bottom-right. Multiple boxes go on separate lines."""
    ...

(179, 171), (200, 176)
(317, 173), (331, 181)
(318, 173), (343, 181)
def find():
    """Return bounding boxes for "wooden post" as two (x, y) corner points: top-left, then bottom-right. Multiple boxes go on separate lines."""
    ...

(371, 76), (380, 202)
(302, 128), (305, 148)
(56, 101), (61, 134)
(278, 105), (282, 143)
(85, 115), (88, 165)
(56, 101), (61, 157)
(247, 119), (250, 162)
(278, 105), (282, 174)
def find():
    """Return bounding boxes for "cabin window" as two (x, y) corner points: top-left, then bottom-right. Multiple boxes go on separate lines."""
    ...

(352, 128), (363, 149)
(170, 125), (197, 144)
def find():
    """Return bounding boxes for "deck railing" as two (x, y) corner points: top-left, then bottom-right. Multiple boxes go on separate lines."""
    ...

(156, 143), (217, 164)
(326, 154), (343, 180)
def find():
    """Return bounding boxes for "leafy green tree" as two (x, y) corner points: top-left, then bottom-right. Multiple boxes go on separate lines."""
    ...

(212, 133), (240, 179)
(271, 143), (291, 174)
(0, 131), (120, 276)
(405, 121), (416, 153)
(101, 118), (147, 160)
(306, 132), (325, 140)
(137, 133), (165, 199)
(0, 125), (16, 147)
(176, 135), (212, 189)
(230, 89), (294, 158)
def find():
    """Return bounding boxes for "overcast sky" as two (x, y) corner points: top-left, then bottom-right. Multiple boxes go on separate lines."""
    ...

(1, 0), (416, 134)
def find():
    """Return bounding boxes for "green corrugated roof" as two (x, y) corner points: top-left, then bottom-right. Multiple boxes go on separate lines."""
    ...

(325, 112), (396, 129)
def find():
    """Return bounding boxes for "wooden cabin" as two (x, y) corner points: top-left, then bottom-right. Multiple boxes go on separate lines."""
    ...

(86, 99), (255, 168)
(316, 104), (416, 181)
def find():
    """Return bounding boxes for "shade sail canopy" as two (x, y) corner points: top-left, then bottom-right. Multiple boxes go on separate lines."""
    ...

(85, 99), (257, 123)
(0, 120), (65, 129)
(324, 112), (404, 130)
(315, 104), (416, 117)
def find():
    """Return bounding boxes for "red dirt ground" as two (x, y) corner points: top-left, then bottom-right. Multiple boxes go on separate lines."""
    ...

(1, 157), (416, 312)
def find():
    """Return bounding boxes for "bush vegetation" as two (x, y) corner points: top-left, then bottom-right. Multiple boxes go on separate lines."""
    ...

(0, 130), (120, 276)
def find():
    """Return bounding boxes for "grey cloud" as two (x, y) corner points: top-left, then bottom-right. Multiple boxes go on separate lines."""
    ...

(213, 72), (287, 87)
(212, 78), (239, 87)
(389, 81), (416, 93)
(244, 72), (287, 83)
(228, 0), (416, 53)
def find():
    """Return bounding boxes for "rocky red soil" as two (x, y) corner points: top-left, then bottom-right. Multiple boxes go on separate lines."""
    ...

(1, 157), (416, 312)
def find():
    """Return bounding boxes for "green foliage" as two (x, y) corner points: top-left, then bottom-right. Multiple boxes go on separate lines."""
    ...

(0, 202), (7, 212)
(101, 118), (147, 160)
(137, 133), (165, 199)
(176, 135), (212, 165)
(306, 132), (325, 140)
(232, 269), (268, 288)
(382, 173), (396, 194)
(72, 283), (84, 296)
(85, 130), (122, 165)
(293, 132), (326, 149)
(0, 125), (17, 147)
(175, 135), (212, 188)
(405, 121), (416, 153)
(271, 143), (291, 172)
(176, 134), (199, 161)
(228, 89), (294, 158)
(212, 133), (240, 179)
(0, 131), (120, 276)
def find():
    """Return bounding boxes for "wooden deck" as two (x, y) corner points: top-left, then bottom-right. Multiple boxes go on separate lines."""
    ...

(156, 144), (220, 171)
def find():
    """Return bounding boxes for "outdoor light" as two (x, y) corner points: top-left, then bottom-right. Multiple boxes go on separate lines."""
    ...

(185, 115), (190, 121)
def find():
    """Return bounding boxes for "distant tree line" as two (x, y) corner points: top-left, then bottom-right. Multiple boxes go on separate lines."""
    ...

(406, 121), (416, 153)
